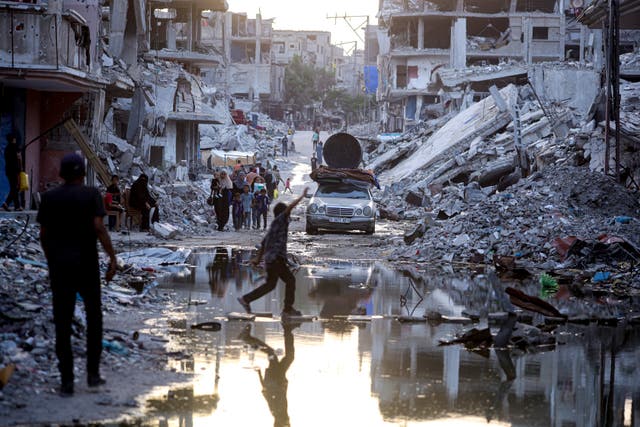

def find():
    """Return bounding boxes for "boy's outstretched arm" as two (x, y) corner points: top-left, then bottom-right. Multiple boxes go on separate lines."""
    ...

(284, 187), (309, 216)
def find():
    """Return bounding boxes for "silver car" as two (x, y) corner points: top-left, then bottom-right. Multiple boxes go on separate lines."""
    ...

(306, 183), (376, 234)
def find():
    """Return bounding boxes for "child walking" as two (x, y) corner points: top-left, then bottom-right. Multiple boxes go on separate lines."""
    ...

(237, 187), (309, 318)
(284, 177), (293, 194)
(253, 188), (270, 230)
(240, 185), (253, 229)
(232, 192), (243, 231)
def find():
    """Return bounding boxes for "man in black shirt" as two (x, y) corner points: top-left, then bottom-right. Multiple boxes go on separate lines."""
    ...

(37, 153), (117, 396)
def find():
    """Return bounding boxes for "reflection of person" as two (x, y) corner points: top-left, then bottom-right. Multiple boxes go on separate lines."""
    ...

(129, 174), (159, 231)
(238, 323), (297, 427)
(237, 188), (309, 317)
(37, 153), (117, 396)
(2, 134), (22, 211)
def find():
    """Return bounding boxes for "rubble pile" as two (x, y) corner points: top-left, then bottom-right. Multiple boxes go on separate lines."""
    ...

(367, 80), (640, 285)
(387, 165), (640, 284)
(0, 218), (177, 410)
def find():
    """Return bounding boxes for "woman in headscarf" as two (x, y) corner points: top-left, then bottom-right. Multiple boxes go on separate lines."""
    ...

(214, 170), (233, 231)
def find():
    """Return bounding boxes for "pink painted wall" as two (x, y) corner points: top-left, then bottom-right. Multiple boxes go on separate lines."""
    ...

(24, 90), (41, 205)
(37, 92), (82, 190)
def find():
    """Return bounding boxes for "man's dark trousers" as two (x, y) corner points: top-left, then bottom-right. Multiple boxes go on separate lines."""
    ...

(49, 261), (102, 383)
(243, 257), (295, 310)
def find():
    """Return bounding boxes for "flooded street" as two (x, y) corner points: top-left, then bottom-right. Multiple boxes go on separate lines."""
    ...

(123, 249), (640, 427)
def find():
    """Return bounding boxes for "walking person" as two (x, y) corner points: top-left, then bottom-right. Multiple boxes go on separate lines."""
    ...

(281, 134), (288, 157)
(284, 177), (293, 194)
(232, 192), (243, 231)
(37, 153), (117, 396)
(216, 170), (233, 231)
(129, 174), (160, 231)
(2, 134), (22, 211)
(237, 188), (310, 317)
(312, 127), (319, 152)
(240, 184), (253, 229)
(316, 140), (324, 166)
(254, 188), (270, 230)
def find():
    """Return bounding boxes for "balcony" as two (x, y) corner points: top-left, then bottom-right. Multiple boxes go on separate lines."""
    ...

(0, 2), (104, 90)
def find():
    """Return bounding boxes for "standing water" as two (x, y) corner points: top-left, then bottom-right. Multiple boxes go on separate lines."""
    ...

(121, 248), (640, 427)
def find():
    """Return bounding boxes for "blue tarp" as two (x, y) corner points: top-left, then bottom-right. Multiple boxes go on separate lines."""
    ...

(364, 66), (378, 95)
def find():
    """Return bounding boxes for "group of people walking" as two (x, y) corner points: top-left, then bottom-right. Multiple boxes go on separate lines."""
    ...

(210, 161), (289, 232)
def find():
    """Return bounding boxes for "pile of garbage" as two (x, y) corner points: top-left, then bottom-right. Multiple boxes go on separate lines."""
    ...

(0, 217), (180, 410)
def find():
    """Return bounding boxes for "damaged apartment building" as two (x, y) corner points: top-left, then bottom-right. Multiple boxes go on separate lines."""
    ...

(0, 0), (231, 205)
(376, 0), (606, 131)
(0, 0), (108, 207)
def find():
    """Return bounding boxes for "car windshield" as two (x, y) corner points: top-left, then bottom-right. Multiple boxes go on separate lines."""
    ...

(315, 184), (370, 199)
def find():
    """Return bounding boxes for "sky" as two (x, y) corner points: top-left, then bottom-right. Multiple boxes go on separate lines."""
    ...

(227, 0), (379, 49)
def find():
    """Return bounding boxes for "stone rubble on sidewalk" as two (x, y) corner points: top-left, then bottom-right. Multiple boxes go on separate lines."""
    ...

(0, 218), (189, 413)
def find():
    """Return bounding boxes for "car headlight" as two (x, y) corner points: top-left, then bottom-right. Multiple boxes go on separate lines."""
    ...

(318, 205), (326, 214)
(308, 203), (318, 214)
(355, 208), (363, 216)
(363, 206), (373, 217)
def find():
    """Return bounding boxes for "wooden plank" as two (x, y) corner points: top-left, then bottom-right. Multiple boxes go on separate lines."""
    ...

(63, 118), (111, 186)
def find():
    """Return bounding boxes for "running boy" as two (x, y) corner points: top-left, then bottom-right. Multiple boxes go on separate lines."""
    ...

(284, 177), (292, 194)
(237, 187), (310, 317)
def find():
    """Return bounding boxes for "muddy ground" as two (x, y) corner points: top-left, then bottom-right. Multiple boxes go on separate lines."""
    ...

(1, 131), (409, 426)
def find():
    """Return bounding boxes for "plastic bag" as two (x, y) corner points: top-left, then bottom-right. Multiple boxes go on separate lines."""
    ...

(273, 189), (279, 199)
(18, 172), (29, 191)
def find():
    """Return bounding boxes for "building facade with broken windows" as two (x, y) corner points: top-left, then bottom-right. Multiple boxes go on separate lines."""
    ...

(0, 0), (108, 206)
(376, 0), (604, 131)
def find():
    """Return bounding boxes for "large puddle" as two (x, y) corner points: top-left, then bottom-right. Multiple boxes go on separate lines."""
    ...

(128, 249), (639, 427)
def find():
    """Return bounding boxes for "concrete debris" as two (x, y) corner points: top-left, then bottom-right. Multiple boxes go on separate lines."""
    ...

(0, 217), (175, 409)
(363, 76), (640, 290)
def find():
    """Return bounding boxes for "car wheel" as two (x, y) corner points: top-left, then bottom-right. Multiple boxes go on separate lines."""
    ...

(306, 222), (318, 235)
(365, 223), (375, 235)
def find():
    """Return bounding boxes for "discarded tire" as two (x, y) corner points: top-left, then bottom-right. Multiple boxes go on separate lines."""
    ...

(323, 132), (362, 169)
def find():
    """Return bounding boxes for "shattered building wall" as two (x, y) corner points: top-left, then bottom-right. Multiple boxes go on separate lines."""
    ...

(0, 0), (108, 207)
(376, 0), (601, 131)
(272, 30), (333, 69)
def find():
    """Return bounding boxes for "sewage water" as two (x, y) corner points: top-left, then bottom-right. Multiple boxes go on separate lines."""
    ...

(130, 248), (640, 427)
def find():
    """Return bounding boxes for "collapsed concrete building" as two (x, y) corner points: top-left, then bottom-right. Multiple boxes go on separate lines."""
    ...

(375, 0), (606, 131)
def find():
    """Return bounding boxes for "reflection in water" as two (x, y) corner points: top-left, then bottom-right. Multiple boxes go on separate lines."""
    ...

(142, 251), (640, 426)
(239, 323), (296, 427)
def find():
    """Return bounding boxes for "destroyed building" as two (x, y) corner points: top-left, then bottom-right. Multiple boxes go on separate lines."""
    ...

(0, 0), (108, 206)
(375, 0), (606, 131)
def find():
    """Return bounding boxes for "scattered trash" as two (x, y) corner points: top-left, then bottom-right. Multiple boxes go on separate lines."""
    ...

(539, 273), (559, 296)
(0, 364), (15, 389)
(505, 287), (565, 318)
(592, 271), (611, 283)
(190, 322), (222, 332)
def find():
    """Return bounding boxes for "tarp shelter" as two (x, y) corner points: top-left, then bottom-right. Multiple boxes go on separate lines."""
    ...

(200, 149), (256, 168)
